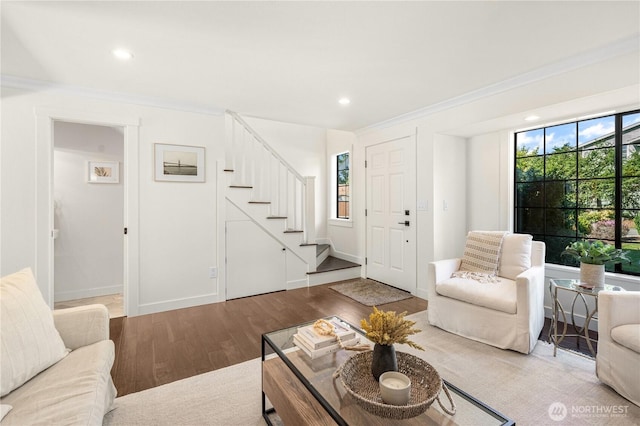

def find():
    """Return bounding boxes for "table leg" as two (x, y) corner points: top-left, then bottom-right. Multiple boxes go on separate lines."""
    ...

(584, 304), (598, 357)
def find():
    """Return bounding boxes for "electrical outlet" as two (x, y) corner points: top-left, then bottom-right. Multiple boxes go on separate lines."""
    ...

(209, 267), (217, 279)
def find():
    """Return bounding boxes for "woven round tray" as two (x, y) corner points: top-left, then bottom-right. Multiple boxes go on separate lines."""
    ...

(333, 351), (456, 420)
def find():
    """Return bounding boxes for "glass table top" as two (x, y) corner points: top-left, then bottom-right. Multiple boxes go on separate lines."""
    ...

(550, 278), (626, 295)
(262, 317), (513, 425)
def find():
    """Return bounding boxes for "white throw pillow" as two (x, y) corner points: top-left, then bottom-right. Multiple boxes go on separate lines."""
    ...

(498, 234), (533, 280)
(459, 231), (508, 275)
(0, 268), (69, 397)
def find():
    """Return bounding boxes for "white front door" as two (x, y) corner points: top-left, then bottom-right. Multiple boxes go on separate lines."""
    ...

(226, 220), (286, 299)
(365, 136), (416, 293)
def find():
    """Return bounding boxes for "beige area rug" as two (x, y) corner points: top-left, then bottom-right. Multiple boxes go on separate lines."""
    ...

(329, 278), (412, 306)
(103, 311), (640, 426)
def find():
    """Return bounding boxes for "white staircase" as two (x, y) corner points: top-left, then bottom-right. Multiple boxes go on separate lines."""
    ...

(225, 112), (319, 271)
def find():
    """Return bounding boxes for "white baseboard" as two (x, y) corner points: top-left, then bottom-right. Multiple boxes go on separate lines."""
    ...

(54, 285), (123, 302)
(137, 293), (221, 316)
(416, 287), (428, 300)
(328, 248), (361, 265)
(287, 278), (308, 290)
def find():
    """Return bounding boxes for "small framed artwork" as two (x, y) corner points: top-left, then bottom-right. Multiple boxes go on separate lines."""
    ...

(87, 161), (119, 183)
(154, 144), (205, 182)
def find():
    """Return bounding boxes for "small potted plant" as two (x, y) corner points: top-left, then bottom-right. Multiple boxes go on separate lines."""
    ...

(360, 307), (424, 380)
(561, 240), (631, 287)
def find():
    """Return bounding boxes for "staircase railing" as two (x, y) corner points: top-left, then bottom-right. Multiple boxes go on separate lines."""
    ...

(226, 111), (315, 244)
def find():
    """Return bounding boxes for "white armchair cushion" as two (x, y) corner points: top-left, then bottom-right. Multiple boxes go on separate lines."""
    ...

(597, 291), (640, 406)
(0, 340), (116, 425)
(459, 231), (507, 274)
(611, 324), (640, 353)
(498, 233), (532, 280)
(0, 268), (68, 397)
(435, 276), (517, 314)
(53, 305), (110, 350)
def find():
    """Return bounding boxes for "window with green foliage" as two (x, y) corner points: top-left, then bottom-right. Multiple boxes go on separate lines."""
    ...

(337, 152), (350, 219)
(514, 110), (640, 275)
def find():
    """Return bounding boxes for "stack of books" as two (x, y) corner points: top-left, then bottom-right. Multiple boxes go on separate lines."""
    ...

(293, 317), (359, 359)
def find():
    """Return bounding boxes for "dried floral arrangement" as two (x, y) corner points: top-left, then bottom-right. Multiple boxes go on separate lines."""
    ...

(360, 306), (424, 350)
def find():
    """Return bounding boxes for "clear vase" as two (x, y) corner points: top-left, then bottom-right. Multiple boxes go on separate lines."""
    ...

(371, 343), (398, 381)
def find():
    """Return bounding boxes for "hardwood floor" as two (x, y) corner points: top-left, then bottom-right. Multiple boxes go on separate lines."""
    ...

(540, 317), (598, 357)
(109, 282), (428, 397)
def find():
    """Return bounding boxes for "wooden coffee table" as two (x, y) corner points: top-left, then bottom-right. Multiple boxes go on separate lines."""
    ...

(262, 317), (514, 425)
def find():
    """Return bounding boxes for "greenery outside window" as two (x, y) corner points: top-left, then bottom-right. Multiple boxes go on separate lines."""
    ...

(337, 152), (350, 219)
(514, 110), (640, 276)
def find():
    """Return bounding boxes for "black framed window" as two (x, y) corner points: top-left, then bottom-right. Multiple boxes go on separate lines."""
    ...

(514, 110), (640, 276)
(337, 152), (349, 219)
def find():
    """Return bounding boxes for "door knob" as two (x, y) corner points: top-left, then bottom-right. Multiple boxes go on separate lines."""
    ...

(397, 221), (410, 226)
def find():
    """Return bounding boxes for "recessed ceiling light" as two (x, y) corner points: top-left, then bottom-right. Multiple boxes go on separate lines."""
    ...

(524, 115), (540, 122)
(112, 49), (133, 60)
(338, 97), (351, 105)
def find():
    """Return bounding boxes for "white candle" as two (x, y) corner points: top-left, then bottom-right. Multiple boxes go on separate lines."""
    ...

(381, 378), (407, 389)
(379, 372), (411, 405)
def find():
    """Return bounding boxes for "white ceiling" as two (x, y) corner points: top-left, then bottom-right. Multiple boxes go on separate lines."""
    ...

(2, 1), (639, 132)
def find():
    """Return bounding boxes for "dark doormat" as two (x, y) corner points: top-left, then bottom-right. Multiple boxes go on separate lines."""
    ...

(329, 279), (412, 306)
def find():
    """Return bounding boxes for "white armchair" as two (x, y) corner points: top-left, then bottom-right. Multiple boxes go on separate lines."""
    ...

(427, 233), (546, 354)
(596, 291), (640, 406)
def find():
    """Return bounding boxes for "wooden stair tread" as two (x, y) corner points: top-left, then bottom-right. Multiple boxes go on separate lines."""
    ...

(223, 169), (234, 172)
(308, 256), (360, 275)
(249, 201), (271, 204)
(284, 229), (303, 233)
(229, 185), (252, 188)
(267, 216), (287, 219)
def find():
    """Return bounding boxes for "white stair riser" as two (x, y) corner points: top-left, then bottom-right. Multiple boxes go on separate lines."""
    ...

(316, 247), (330, 266)
(308, 267), (361, 286)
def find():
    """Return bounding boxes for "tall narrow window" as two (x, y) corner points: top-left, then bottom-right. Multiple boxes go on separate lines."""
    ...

(337, 152), (350, 219)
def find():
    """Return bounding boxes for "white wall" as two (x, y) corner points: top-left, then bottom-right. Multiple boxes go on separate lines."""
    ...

(53, 121), (124, 301)
(326, 129), (359, 264)
(466, 131), (512, 231)
(433, 134), (467, 261)
(1, 86), (225, 315)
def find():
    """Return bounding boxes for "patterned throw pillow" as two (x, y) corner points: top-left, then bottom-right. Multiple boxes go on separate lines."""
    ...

(459, 231), (508, 275)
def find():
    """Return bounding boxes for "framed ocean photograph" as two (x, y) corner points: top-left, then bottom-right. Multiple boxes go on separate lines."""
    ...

(87, 161), (119, 183)
(154, 144), (205, 182)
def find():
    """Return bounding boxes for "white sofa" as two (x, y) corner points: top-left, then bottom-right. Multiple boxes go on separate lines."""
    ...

(427, 233), (546, 354)
(0, 268), (116, 425)
(597, 291), (640, 406)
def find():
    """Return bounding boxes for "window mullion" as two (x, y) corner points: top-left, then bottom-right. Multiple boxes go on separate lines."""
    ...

(614, 114), (623, 272)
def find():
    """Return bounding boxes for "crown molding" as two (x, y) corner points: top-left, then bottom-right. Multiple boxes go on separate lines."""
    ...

(0, 75), (225, 116)
(356, 34), (639, 136)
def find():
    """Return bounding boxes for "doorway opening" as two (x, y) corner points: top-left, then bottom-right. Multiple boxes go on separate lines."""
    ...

(52, 121), (125, 318)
